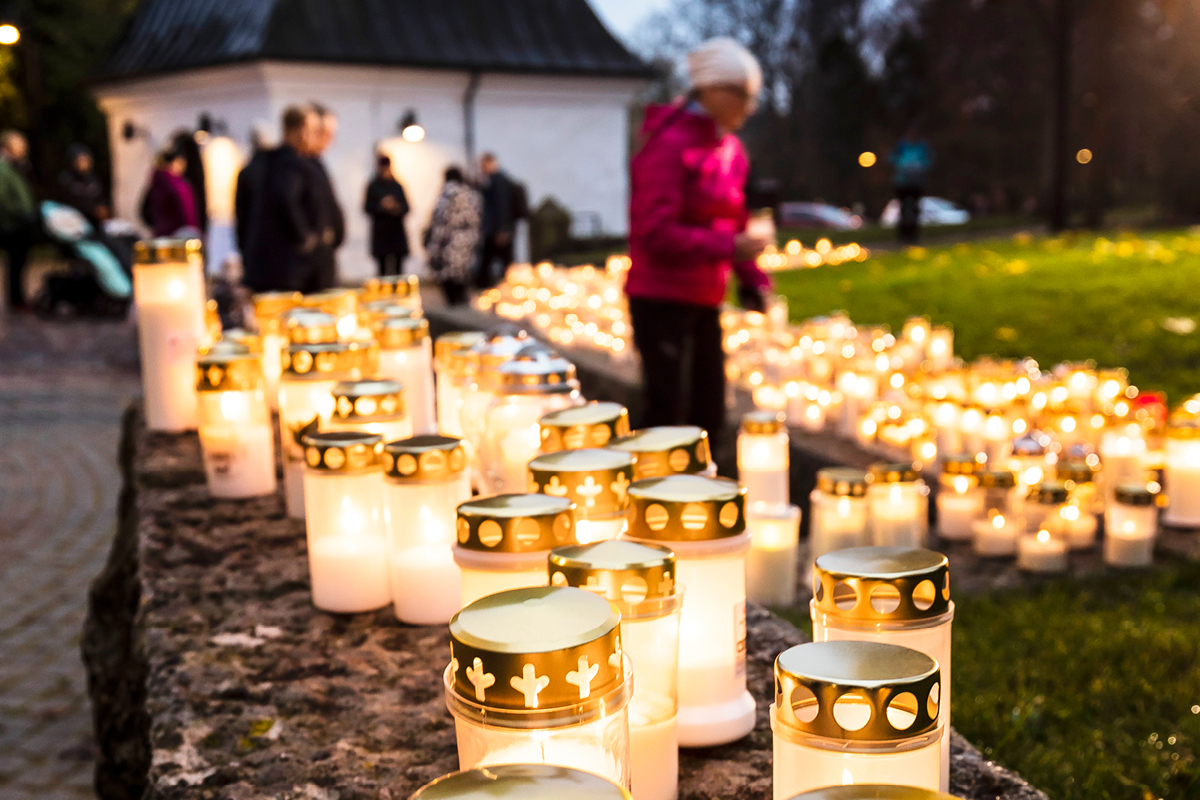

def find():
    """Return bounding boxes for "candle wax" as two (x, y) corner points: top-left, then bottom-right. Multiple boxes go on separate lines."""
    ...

(308, 534), (391, 613)
(390, 543), (462, 625)
(771, 721), (941, 799)
(629, 710), (678, 800)
(1017, 533), (1068, 573)
(199, 422), (276, 498)
(971, 516), (1022, 556)
(936, 491), (982, 541)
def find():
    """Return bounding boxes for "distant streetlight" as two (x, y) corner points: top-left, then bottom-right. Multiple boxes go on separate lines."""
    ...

(399, 109), (425, 143)
(0, 24), (19, 45)
(1076, 148), (1093, 165)
(858, 151), (877, 168)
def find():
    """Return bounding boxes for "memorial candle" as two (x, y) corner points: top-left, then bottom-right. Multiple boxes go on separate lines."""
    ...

(935, 456), (981, 542)
(1163, 419), (1200, 527)
(539, 402), (631, 453)
(434, 332), (486, 437)
(528, 449), (635, 544)
(373, 316), (437, 434)
(608, 426), (714, 481)
(866, 463), (928, 548)
(411, 765), (632, 800)
(1017, 527), (1068, 573)
(460, 333), (533, 487)
(329, 379), (412, 442)
(809, 469), (870, 568)
(1103, 483), (1161, 567)
(970, 471), (1023, 557)
(738, 410), (790, 508)
(361, 273), (421, 313)
(1056, 459), (1101, 548)
(745, 503), (802, 607)
(195, 350), (276, 499)
(1100, 427), (1147, 500)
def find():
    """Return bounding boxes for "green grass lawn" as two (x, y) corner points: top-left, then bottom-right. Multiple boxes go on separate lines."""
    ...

(778, 214), (1037, 248)
(776, 561), (1200, 800)
(772, 229), (1200, 404)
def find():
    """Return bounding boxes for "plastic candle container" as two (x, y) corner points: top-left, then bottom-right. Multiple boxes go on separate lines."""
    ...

(132, 238), (207, 431)
(368, 316), (435, 433)
(808, 468), (870, 568)
(383, 435), (472, 624)
(771, 641), (942, 798)
(970, 470), (1023, 557)
(481, 354), (582, 494)
(958, 406), (984, 459)
(445, 586), (633, 787)
(460, 334), (534, 484)
(608, 426), (714, 481)
(786, 784), (965, 800)
(1100, 427), (1148, 500)
(866, 463), (928, 548)
(931, 402), (962, 457)
(928, 326), (954, 373)
(361, 273), (421, 312)
(1017, 527), (1068, 573)
(738, 410), (791, 507)
(810, 547), (954, 792)
(528, 449), (636, 544)
(1056, 459), (1101, 548)
(195, 350), (276, 498)
(300, 431), (391, 613)
(434, 331), (486, 437)
(1104, 483), (1161, 567)
(746, 503), (803, 607)
(623, 474), (756, 747)
(329, 379), (413, 442)
(454, 494), (577, 607)
(935, 456), (981, 542)
(302, 288), (360, 339)
(1007, 433), (1054, 490)
(411, 765), (631, 800)
(1164, 419), (1200, 527)
(251, 291), (301, 411)
(549, 541), (682, 800)
(540, 402), (631, 453)
(278, 340), (368, 518)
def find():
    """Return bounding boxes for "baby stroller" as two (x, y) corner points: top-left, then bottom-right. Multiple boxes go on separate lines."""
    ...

(32, 201), (133, 317)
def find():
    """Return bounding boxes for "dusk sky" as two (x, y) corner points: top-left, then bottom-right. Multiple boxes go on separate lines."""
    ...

(590, 0), (673, 42)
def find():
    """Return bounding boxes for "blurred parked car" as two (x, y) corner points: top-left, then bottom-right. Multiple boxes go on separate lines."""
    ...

(778, 201), (863, 230)
(880, 197), (971, 227)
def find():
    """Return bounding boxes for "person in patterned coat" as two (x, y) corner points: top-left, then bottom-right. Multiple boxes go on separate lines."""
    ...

(425, 166), (481, 306)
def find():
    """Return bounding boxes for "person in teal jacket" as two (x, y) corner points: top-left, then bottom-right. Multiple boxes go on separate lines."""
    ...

(0, 131), (36, 309)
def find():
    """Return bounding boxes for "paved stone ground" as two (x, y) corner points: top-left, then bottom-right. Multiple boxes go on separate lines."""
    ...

(0, 310), (139, 800)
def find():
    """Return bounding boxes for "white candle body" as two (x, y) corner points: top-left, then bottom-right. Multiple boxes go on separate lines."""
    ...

(377, 342), (437, 434)
(335, 416), (415, 444)
(623, 607), (681, 800)
(972, 515), (1024, 556)
(808, 492), (870, 567)
(304, 470), (391, 613)
(384, 474), (472, 624)
(1063, 510), (1099, 549)
(1017, 533), (1068, 573)
(738, 432), (790, 507)
(278, 377), (337, 519)
(1100, 433), (1146, 498)
(454, 548), (551, 608)
(745, 504), (801, 607)
(436, 370), (467, 437)
(482, 392), (581, 494)
(260, 331), (287, 411)
(629, 712), (677, 800)
(575, 517), (627, 544)
(936, 488), (982, 541)
(1104, 504), (1158, 567)
(868, 483), (927, 548)
(134, 261), (205, 431)
(197, 389), (276, 498)
(1164, 438), (1200, 527)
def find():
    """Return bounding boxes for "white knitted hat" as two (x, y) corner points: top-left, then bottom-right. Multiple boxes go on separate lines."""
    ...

(686, 37), (763, 98)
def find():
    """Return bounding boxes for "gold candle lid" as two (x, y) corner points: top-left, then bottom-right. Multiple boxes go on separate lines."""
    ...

(283, 341), (372, 379)
(384, 435), (467, 481)
(361, 273), (419, 299)
(1114, 482), (1160, 506)
(301, 287), (358, 317)
(540, 402), (631, 452)
(940, 455), (978, 476)
(412, 766), (631, 800)
(786, 785), (965, 800)
(1056, 459), (1098, 485)
(435, 331), (487, 369)
(448, 586), (624, 719)
(252, 291), (302, 320)
(774, 641), (940, 741)
(301, 431), (384, 473)
(198, 339), (252, 358)
(471, 332), (532, 370)
(1011, 434), (1050, 456)
(977, 470), (1017, 489)
(626, 474), (746, 542)
(608, 426), (711, 479)
(216, 328), (262, 354)
(285, 309), (339, 344)
(816, 467), (868, 497)
(812, 546), (950, 623)
(332, 379), (405, 422)
(456, 493), (576, 553)
(867, 461), (921, 484)
(742, 410), (787, 435)
(496, 353), (578, 394)
(195, 351), (263, 392)
(359, 299), (418, 329)
(1030, 481), (1069, 504)
(133, 237), (202, 264)
(527, 449), (635, 518)
(549, 540), (676, 609)
(374, 315), (430, 349)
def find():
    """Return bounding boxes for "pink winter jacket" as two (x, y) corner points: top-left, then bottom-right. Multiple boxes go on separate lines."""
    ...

(626, 103), (771, 308)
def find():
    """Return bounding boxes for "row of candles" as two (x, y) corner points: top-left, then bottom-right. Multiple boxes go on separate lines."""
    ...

(129, 238), (963, 800)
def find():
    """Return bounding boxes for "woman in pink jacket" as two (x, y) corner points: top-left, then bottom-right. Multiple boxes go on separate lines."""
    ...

(626, 37), (772, 441)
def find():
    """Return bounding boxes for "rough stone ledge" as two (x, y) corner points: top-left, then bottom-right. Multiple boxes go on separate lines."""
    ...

(82, 404), (1046, 800)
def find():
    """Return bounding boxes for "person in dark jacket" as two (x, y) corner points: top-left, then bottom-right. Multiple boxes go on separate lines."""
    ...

(363, 154), (410, 276)
(477, 152), (517, 289)
(243, 106), (322, 293)
(304, 104), (345, 290)
(57, 144), (108, 227)
(0, 131), (36, 309)
(144, 146), (199, 237)
(235, 121), (276, 277)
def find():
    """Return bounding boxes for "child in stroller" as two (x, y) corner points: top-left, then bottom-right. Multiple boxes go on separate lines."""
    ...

(33, 201), (133, 317)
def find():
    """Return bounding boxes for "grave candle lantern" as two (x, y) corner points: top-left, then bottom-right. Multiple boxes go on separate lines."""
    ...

(329, 379), (412, 442)
(460, 334), (534, 482)
(928, 326), (954, 373)
(810, 547), (954, 792)
(771, 641), (942, 798)
(1056, 459), (1101, 548)
(1100, 426), (1148, 500)
(549, 541), (682, 800)
(608, 426), (714, 481)
(746, 503), (803, 606)
(1017, 526), (1068, 573)
(373, 316), (437, 434)
(624, 474), (756, 747)
(1007, 433), (1054, 490)
(301, 431), (391, 613)
(935, 456), (981, 542)
(481, 354), (582, 493)
(866, 463), (928, 548)
(362, 274), (421, 312)
(411, 765), (631, 800)
(445, 586), (632, 787)
(195, 350), (276, 498)
(251, 291), (301, 411)
(383, 435), (472, 624)
(1103, 483), (1161, 567)
(970, 470), (1023, 557)
(808, 468), (870, 568)
(1162, 418), (1200, 527)
(738, 410), (790, 507)
(434, 331), (486, 437)
(528, 449), (635, 544)
(454, 494), (577, 607)
(786, 784), (964, 800)
(302, 288), (359, 339)
(132, 238), (207, 431)
(540, 402), (631, 453)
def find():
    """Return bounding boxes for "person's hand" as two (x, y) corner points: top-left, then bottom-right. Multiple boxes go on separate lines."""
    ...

(737, 283), (767, 313)
(734, 232), (771, 262)
(495, 231), (512, 246)
(381, 195), (399, 212)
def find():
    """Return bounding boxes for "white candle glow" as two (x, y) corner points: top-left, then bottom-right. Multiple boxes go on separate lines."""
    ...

(195, 351), (276, 498)
(867, 463), (928, 548)
(970, 470), (1023, 556)
(1100, 428), (1148, 500)
(738, 411), (790, 508)
(609, 426), (714, 482)
(374, 316), (437, 434)
(528, 449), (635, 544)
(1103, 483), (1160, 567)
(459, 334), (533, 488)
(746, 503), (802, 607)
(1017, 528), (1068, 573)
(1164, 423), (1200, 527)
(808, 469), (870, 568)
(434, 332), (486, 438)
(936, 457), (981, 542)
(251, 291), (301, 412)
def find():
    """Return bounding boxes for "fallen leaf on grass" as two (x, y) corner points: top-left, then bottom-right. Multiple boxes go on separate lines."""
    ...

(995, 327), (1018, 341)
(1003, 259), (1029, 275)
(1162, 317), (1196, 335)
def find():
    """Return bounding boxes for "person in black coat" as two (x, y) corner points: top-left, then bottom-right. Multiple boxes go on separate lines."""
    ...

(234, 122), (275, 277)
(305, 104), (345, 290)
(363, 154), (410, 276)
(243, 106), (323, 293)
(478, 152), (517, 289)
(57, 144), (108, 227)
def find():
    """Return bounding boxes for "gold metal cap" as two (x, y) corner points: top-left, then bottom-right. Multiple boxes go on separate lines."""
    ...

(940, 455), (979, 476)
(540, 402), (631, 452)
(412, 766), (631, 800)
(374, 315), (430, 349)
(813, 547), (950, 623)
(549, 540), (676, 607)
(1030, 481), (1069, 504)
(332, 380), (405, 422)
(361, 273), (419, 299)
(195, 352), (263, 392)
(1114, 482), (1160, 506)
(252, 291), (302, 320)
(216, 328), (262, 354)
(359, 299), (418, 324)
(626, 474), (746, 542)
(133, 237), (202, 264)
(742, 410), (787, 435)
(301, 431), (384, 473)
(785, 785), (964, 800)
(608, 426), (711, 480)
(867, 461), (921, 484)
(456, 493), (577, 553)
(435, 331), (487, 369)
(496, 353), (578, 394)
(527, 449), (635, 518)
(816, 467), (868, 497)
(447, 586), (624, 715)
(283, 341), (372, 379)
(384, 435), (467, 481)
(198, 339), (252, 358)
(774, 641), (940, 741)
(1011, 434), (1050, 456)
(978, 470), (1017, 489)
(1056, 459), (1098, 485)
(285, 309), (339, 344)
(301, 288), (358, 317)
(471, 332), (532, 370)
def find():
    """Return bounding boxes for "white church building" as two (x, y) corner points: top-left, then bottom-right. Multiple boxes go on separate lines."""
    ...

(93, 0), (653, 280)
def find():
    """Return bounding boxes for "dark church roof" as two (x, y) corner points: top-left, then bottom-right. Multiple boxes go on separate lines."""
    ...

(100, 0), (655, 83)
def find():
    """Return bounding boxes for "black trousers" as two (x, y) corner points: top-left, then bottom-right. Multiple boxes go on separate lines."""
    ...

(2, 225), (32, 307)
(477, 235), (514, 289)
(441, 278), (469, 306)
(896, 185), (923, 244)
(376, 253), (405, 276)
(628, 296), (726, 440)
